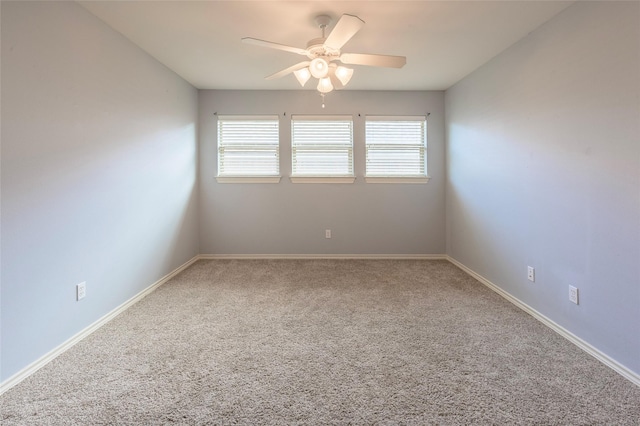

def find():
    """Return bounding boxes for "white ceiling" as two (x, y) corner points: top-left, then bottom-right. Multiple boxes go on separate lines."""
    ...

(78, 1), (573, 91)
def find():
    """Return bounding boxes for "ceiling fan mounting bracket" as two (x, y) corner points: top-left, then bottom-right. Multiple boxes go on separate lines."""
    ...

(314, 15), (332, 30)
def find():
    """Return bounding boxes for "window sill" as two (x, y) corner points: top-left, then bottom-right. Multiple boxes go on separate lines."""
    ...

(365, 176), (431, 184)
(289, 176), (356, 184)
(216, 176), (282, 184)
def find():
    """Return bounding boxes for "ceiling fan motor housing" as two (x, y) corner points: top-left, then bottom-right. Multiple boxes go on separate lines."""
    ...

(306, 38), (339, 60)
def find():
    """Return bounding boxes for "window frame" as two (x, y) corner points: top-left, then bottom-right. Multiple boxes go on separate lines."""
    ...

(365, 115), (430, 184)
(216, 115), (281, 184)
(290, 115), (355, 184)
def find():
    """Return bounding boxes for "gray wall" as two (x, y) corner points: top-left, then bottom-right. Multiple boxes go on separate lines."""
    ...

(445, 1), (640, 375)
(199, 90), (445, 255)
(1, 1), (199, 381)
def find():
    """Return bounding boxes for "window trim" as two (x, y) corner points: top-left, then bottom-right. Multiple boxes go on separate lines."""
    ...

(216, 176), (282, 184)
(216, 114), (281, 182)
(289, 176), (356, 184)
(365, 176), (430, 184)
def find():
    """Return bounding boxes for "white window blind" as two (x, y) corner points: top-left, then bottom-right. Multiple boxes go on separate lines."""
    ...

(217, 115), (279, 176)
(365, 116), (427, 177)
(291, 115), (354, 176)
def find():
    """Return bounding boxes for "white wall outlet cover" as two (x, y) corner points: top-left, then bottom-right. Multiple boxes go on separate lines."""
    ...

(569, 285), (579, 305)
(325, 229), (331, 239)
(527, 266), (535, 282)
(77, 282), (86, 301)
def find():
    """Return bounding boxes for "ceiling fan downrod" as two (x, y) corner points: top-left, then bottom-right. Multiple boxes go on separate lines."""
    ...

(315, 15), (332, 39)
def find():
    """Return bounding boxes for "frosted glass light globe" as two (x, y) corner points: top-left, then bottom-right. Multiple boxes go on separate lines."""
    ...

(335, 66), (354, 86)
(293, 67), (311, 87)
(309, 58), (329, 79)
(317, 77), (334, 93)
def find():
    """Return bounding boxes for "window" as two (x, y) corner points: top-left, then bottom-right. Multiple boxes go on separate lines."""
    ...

(365, 116), (429, 183)
(291, 115), (354, 183)
(217, 115), (280, 183)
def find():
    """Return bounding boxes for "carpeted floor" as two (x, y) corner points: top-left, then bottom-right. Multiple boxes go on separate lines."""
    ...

(1, 259), (639, 424)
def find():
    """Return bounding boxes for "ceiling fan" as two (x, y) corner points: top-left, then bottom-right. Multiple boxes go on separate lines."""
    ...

(242, 14), (406, 103)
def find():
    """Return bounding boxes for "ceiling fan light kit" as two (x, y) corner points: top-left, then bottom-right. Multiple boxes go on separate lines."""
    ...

(242, 13), (406, 106)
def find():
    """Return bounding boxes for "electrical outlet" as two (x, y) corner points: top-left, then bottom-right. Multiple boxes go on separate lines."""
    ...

(76, 282), (86, 301)
(569, 285), (579, 305)
(325, 229), (331, 239)
(527, 266), (535, 282)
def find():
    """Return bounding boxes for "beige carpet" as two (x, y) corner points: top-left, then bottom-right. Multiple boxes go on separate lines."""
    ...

(2, 259), (639, 424)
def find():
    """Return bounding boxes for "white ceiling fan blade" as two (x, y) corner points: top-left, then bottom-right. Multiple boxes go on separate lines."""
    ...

(324, 14), (365, 50)
(242, 37), (308, 55)
(265, 61), (310, 80)
(339, 53), (406, 68)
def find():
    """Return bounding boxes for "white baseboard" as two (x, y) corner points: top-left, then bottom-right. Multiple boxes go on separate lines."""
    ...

(446, 256), (640, 388)
(0, 255), (200, 395)
(198, 254), (448, 260)
(5, 254), (636, 394)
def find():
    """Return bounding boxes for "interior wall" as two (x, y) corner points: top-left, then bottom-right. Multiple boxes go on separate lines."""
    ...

(198, 90), (445, 255)
(1, 1), (199, 381)
(445, 1), (640, 375)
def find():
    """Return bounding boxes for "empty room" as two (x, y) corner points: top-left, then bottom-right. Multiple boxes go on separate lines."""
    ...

(1, 0), (639, 424)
